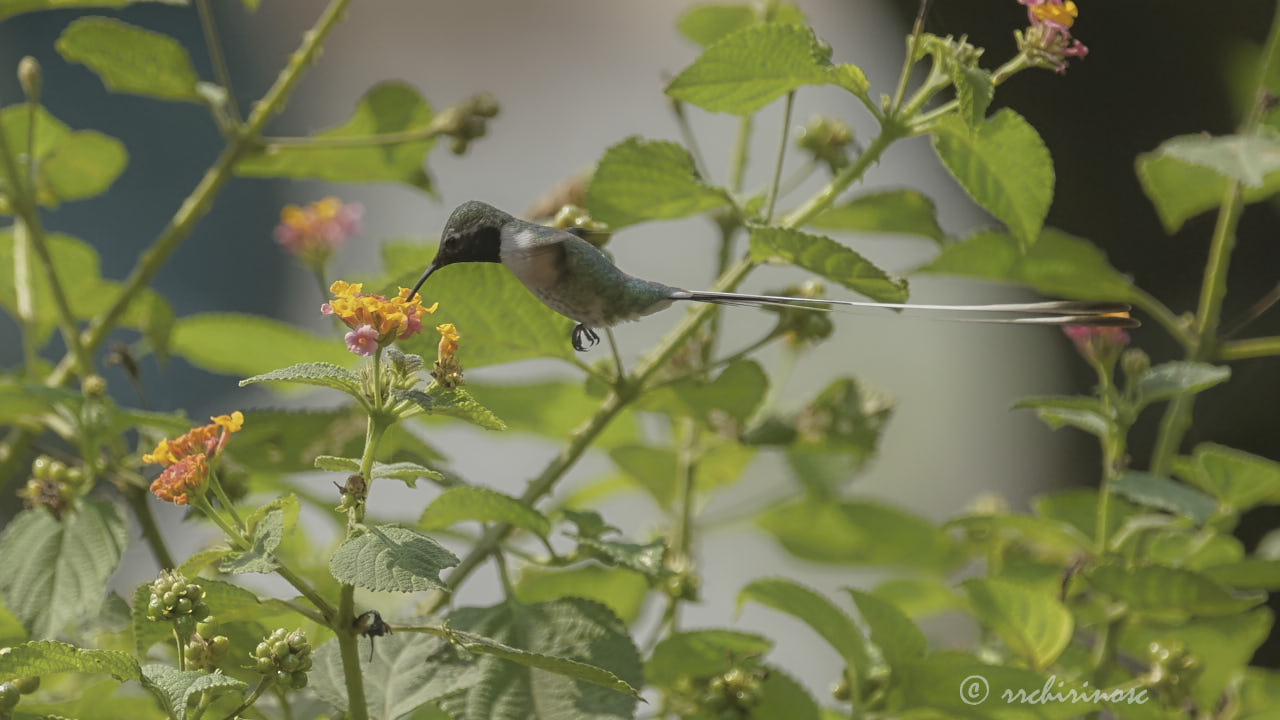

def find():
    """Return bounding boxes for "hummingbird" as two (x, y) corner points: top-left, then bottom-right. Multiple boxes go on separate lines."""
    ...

(410, 201), (1137, 352)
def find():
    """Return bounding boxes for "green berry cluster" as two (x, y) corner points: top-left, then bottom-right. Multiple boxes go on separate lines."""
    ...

(146, 571), (210, 631)
(18, 455), (86, 517)
(437, 92), (500, 155)
(184, 617), (231, 670)
(251, 628), (313, 689)
(698, 666), (766, 719)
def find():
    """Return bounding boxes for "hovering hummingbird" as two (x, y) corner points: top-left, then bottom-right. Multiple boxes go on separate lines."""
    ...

(410, 201), (1137, 352)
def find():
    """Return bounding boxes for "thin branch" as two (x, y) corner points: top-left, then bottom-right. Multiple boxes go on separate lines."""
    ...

(763, 92), (795, 224)
(196, 0), (242, 123)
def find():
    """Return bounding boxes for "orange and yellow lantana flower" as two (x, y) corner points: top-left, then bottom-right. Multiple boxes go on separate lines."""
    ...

(322, 281), (437, 356)
(142, 412), (243, 505)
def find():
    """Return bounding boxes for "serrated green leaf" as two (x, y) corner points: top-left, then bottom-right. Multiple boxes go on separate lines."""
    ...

(516, 566), (649, 625)
(808, 189), (946, 244)
(948, 513), (1092, 559)
(1034, 488), (1139, 550)
(639, 359), (767, 427)
(847, 589), (927, 671)
(1157, 132), (1280, 187)
(585, 137), (731, 228)
(171, 313), (352, 378)
(176, 546), (230, 577)
(573, 536), (669, 584)
(1013, 395), (1110, 437)
(1135, 361), (1231, 406)
(220, 508), (285, 574)
(397, 386), (505, 430)
(56, 18), (200, 101)
(953, 66), (994, 127)
(749, 226), (908, 302)
(420, 486), (551, 539)
(0, 0), (184, 21)
(753, 666), (822, 720)
(963, 578), (1073, 670)
(236, 82), (437, 192)
(311, 633), (483, 720)
(1202, 559), (1280, 590)
(0, 641), (139, 683)
(931, 109), (1053, 248)
(1086, 562), (1264, 615)
(758, 497), (956, 570)
(918, 228), (1138, 302)
(1109, 472), (1216, 525)
(459, 381), (638, 448)
(313, 455), (448, 488)
(1135, 152), (1280, 233)
(647, 629), (772, 689)
(329, 524), (459, 593)
(666, 24), (868, 113)
(1189, 443), (1280, 512)
(677, 4), (757, 45)
(609, 440), (754, 508)
(0, 500), (128, 638)
(896, 651), (1067, 718)
(139, 664), (246, 720)
(239, 361), (363, 398)
(737, 578), (868, 674)
(449, 598), (643, 719)
(0, 106), (125, 212)
(869, 578), (963, 619)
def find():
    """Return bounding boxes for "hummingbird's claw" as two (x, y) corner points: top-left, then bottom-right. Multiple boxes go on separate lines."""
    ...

(571, 324), (600, 352)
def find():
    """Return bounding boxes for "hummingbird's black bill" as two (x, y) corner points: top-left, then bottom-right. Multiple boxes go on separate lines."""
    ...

(409, 263), (439, 300)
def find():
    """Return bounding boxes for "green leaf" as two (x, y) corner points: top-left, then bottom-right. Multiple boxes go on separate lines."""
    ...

(572, 536), (669, 584)
(869, 578), (964, 619)
(236, 82), (437, 192)
(847, 589), (927, 671)
(1156, 132), (1280, 188)
(808, 189), (946, 244)
(460, 381), (639, 448)
(329, 524), (459, 593)
(0, 641), (139, 684)
(0, 500), (128, 638)
(1035, 488), (1140, 550)
(314, 455), (447, 488)
(1108, 472), (1216, 525)
(0, 0), (184, 21)
(1136, 151), (1280, 233)
(666, 24), (868, 113)
(1012, 395), (1109, 437)
(516, 566), (649, 625)
(1189, 443), (1280, 512)
(310, 633), (482, 720)
(420, 486), (551, 539)
(0, 107), (124, 212)
(1135, 362), (1231, 406)
(397, 386), (506, 430)
(239, 361), (363, 398)
(220, 508), (285, 574)
(647, 629), (772, 689)
(963, 578), (1073, 670)
(1086, 563), (1264, 615)
(639, 359), (768, 427)
(448, 598), (644, 718)
(918, 228), (1138, 302)
(737, 578), (868, 673)
(677, 2), (807, 46)
(753, 666), (822, 720)
(948, 513), (1092, 558)
(391, 262), (574, 367)
(1202, 559), (1280, 590)
(931, 109), (1053, 248)
(132, 578), (266, 656)
(171, 313), (352, 378)
(56, 18), (200, 102)
(139, 664), (246, 720)
(231, 408), (442, 475)
(609, 441), (754, 508)
(757, 497), (956, 570)
(749, 227), (908, 302)
(585, 137), (731, 228)
(952, 66), (994, 128)
(895, 651), (1064, 719)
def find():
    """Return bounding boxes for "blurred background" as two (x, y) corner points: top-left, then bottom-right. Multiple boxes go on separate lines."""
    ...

(0, 0), (1276, 700)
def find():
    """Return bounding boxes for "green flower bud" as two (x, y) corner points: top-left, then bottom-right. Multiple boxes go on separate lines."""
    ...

(11, 677), (38, 695)
(0, 683), (17, 710)
(16, 56), (40, 104)
(289, 671), (309, 689)
(255, 656), (274, 672)
(209, 635), (230, 656)
(280, 653), (300, 672)
(81, 374), (107, 398)
(30, 456), (51, 480)
(832, 678), (851, 701)
(196, 617), (216, 637)
(471, 92), (499, 118)
(175, 598), (192, 615)
(1121, 348), (1150, 379)
(47, 460), (67, 483)
(449, 137), (469, 155)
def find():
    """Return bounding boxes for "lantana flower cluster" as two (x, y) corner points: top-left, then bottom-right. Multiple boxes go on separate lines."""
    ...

(322, 281), (438, 356)
(1016, 0), (1087, 73)
(143, 412), (243, 504)
(274, 197), (363, 267)
(433, 322), (464, 388)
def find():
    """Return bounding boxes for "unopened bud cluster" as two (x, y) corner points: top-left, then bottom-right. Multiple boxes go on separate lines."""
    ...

(436, 92), (500, 155)
(251, 628), (313, 689)
(184, 617), (231, 670)
(699, 666), (767, 718)
(146, 571), (210, 631)
(18, 455), (86, 517)
(796, 116), (855, 171)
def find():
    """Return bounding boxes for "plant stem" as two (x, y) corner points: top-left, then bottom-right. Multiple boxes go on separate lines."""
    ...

(763, 91), (795, 224)
(781, 127), (901, 228)
(1218, 336), (1280, 360)
(728, 116), (752, 193)
(173, 625), (186, 670)
(220, 677), (271, 720)
(208, 469), (245, 530)
(335, 585), (369, 720)
(196, 0), (241, 123)
(605, 327), (625, 380)
(670, 100), (710, 181)
(889, 1), (929, 114)
(123, 485), (176, 569)
(13, 217), (38, 377)
(264, 122), (445, 150)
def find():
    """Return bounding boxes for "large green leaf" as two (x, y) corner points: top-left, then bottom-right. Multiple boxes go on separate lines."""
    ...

(0, 641), (139, 684)
(419, 486), (551, 539)
(1156, 132), (1280, 187)
(239, 361), (364, 398)
(647, 629), (773, 689)
(931, 110), (1053, 248)
(639, 359), (767, 428)
(219, 507), (286, 574)
(895, 651), (1066, 719)
(460, 381), (638, 448)
(0, 0), (183, 21)
(1134, 361), (1231, 407)
(0, 105), (127, 212)
(311, 633), (482, 720)
(1136, 152), (1280, 233)
(869, 578), (964, 620)
(585, 137), (731, 228)
(1086, 563), (1264, 616)
(397, 386), (506, 431)
(1108, 472), (1216, 525)
(0, 500), (128, 638)
(1034, 489), (1140, 547)
(917, 228), (1137, 301)
(1187, 443), (1280, 512)
(447, 598), (644, 719)
(236, 82), (437, 192)
(329, 524), (459, 593)
(749, 227), (908, 302)
(737, 578), (868, 673)
(809, 189), (946, 244)
(948, 513), (1092, 559)
(847, 590), (927, 672)
(55, 18), (201, 102)
(666, 24), (868, 114)
(516, 565), (649, 625)
(963, 578), (1073, 670)
(139, 664), (246, 720)
(757, 497), (956, 570)
(391, 262), (575, 368)
(170, 313), (353, 377)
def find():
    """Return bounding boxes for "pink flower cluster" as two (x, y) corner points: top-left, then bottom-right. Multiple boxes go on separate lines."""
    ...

(1063, 326), (1129, 363)
(1017, 0), (1088, 73)
(274, 197), (363, 267)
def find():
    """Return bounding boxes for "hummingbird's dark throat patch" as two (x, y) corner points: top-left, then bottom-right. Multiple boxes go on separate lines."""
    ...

(436, 224), (501, 267)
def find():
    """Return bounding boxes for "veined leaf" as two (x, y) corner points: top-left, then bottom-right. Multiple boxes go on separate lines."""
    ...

(220, 508), (286, 574)
(1135, 362), (1231, 407)
(586, 137), (731, 228)
(56, 18), (201, 102)
(516, 565), (649, 625)
(0, 641), (139, 683)
(0, 0), (184, 21)
(239, 362), (364, 398)
(329, 524), (459, 593)
(609, 441), (754, 508)
(639, 359), (768, 427)
(809, 189), (946, 244)
(397, 386), (505, 431)
(171, 313), (353, 378)
(847, 590), (927, 671)
(0, 106), (126, 212)
(1013, 395), (1110, 438)
(140, 664), (246, 720)
(1157, 132), (1280, 188)
(737, 578), (868, 674)
(573, 536), (670, 584)
(1109, 472), (1216, 525)
(1086, 563), (1265, 615)
(1034, 488), (1140, 550)
(752, 666), (822, 720)
(420, 486), (551, 539)
(0, 500), (128, 638)
(677, 3), (805, 47)
(963, 578), (1073, 670)
(314, 455), (448, 488)
(1188, 443), (1280, 512)
(749, 227), (908, 302)
(236, 82), (438, 192)
(1202, 559), (1280, 590)
(757, 497), (956, 571)
(1136, 152), (1280, 233)
(869, 578), (963, 619)
(647, 629), (772, 689)
(931, 109), (1053, 248)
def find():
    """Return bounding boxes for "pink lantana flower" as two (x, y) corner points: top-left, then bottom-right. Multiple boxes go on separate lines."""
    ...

(274, 197), (363, 268)
(1063, 326), (1129, 364)
(345, 324), (380, 356)
(1016, 0), (1088, 73)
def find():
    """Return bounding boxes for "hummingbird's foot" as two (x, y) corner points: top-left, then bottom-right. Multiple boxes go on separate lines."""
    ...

(571, 324), (600, 352)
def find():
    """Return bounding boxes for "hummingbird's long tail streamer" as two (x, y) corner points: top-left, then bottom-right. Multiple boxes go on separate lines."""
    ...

(674, 291), (1139, 327)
